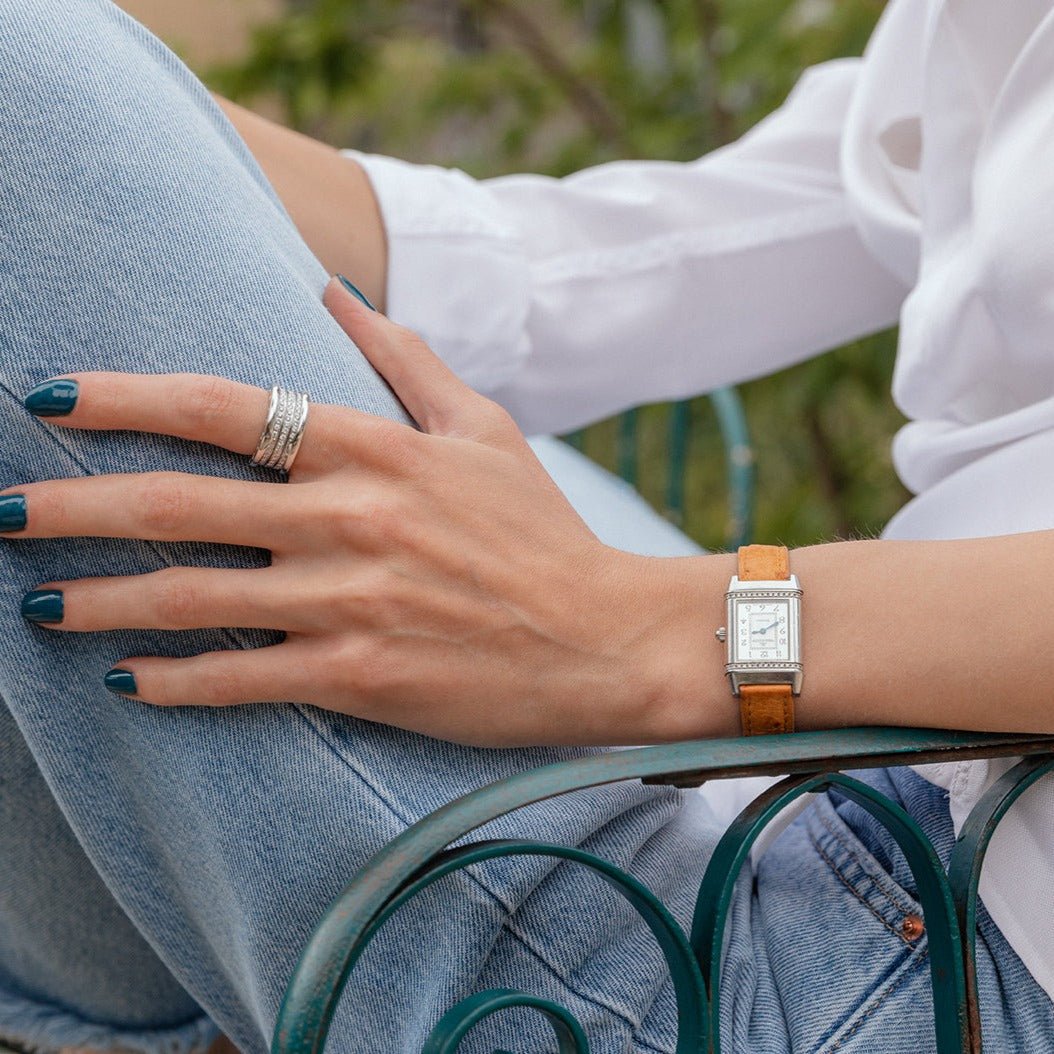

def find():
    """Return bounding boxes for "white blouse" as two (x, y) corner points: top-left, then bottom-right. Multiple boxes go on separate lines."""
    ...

(352, 0), (1054, 998)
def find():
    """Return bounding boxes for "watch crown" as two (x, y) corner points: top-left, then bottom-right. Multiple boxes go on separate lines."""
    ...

(715, 627), (727, 643)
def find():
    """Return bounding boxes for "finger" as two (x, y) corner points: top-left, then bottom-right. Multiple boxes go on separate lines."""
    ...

(22, 566), (326, 633)
(325, 276), (511, 442)
(1, 472), (305, 548)
(22, 371), (393, 476)
(104, 642), (315, 708)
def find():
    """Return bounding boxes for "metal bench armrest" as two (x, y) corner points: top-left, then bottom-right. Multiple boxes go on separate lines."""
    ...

(274, 728), (1054, 1054)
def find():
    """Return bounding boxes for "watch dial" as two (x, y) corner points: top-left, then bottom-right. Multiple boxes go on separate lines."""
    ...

(736, 600), (790, 661)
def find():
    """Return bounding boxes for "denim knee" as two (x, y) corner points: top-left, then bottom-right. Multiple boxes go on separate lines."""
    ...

(2, 0), (165, 130)
(0, 0), (274, 243)
(0, 0), (216, 123)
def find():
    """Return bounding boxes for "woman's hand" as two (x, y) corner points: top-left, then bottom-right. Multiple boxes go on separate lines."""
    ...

(7, 278), (723, 747)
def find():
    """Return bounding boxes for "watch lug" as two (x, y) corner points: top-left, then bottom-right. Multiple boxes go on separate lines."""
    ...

(728, 669), (803, 695)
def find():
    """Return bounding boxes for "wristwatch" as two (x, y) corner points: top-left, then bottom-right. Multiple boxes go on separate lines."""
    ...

(715, 544), (802, 735)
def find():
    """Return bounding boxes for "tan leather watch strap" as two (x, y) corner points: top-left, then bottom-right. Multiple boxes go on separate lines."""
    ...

(738, 543), (789, 582)
(739, 685), (795, 735)
(737, 544), (796, 736)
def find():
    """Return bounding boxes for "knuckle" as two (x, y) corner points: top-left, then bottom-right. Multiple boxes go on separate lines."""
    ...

(438, 396), (517, 444)
(337, 637), (385, 695)
(333, 569), (396, 626)
(196, 665), (246, 706)
(330, 578), (366, 623)
(366, 495), (403, 536)
(474, 399), (516, 440)
(138, 473), (195, 533)
(330, 502), (369, 544)
(141, 674), (178, 708)
(152, 662), (244, 708)
(331, 491), (397, 544)
(389, 322), (427, 349)
(178, 375), (238, 424)
(150, 569), (201, 627)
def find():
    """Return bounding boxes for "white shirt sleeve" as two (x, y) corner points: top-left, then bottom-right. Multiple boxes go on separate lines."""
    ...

(349, 57), (910, 436)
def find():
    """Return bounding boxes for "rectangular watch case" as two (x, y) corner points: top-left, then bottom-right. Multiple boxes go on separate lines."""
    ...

(723, 575), (803, 696)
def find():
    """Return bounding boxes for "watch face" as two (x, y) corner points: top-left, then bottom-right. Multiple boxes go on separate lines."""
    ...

(734, 600), (791, 662)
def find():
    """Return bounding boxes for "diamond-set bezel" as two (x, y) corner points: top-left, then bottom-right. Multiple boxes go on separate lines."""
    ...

(720, 577), (803, 696)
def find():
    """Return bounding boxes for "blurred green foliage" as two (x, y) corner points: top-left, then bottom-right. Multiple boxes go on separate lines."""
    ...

(210, 0), (909, 549)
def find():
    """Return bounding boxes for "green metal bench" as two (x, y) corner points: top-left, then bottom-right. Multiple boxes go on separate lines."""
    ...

(567, 391), (755, 551)
(270, 393), (1054, 1052)
(274, 730), (1054, 1054)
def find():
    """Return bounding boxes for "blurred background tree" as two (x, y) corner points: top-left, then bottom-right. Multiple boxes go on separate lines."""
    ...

(125, 0), (909, 550)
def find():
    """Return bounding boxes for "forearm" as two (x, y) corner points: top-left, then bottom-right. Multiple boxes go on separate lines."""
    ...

(215, 97), (388, 309)
(645, 533), (1054, 741)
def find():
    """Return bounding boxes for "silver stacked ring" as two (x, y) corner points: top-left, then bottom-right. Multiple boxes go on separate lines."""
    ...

(250, 386), (310, 474)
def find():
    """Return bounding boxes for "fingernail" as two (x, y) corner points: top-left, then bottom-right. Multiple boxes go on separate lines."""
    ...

(0, 495), (27, 532)
(21, 590), (63, 624)
(24, 378), (78, 417)
(104, 668), (137, 696)
(336, 275), (377, 311)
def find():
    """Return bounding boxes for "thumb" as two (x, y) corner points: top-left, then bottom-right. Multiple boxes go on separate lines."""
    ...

(324, 275), (482, 437)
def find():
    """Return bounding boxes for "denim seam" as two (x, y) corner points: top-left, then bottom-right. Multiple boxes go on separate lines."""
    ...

(289, 708), (671, 1052)
(821, 945), (929, 1053)
(812, 809), (922, 919)
(809, 835), (916, 947)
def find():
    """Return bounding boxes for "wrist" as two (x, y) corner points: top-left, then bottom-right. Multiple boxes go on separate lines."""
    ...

(627, 551), (739, 743)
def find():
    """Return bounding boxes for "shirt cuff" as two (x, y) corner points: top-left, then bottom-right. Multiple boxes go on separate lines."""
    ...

(346, 150), (531, 394)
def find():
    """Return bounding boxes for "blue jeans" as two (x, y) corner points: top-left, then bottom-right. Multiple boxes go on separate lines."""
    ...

(0, 2), (1051, 1052)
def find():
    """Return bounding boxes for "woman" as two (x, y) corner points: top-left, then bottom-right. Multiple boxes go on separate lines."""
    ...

(3, 0), (1054, 1051)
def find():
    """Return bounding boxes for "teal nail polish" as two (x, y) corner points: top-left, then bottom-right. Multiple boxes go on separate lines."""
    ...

(0, 495), (27, 532)
(336, 274), (377, 311)
(104, 668), (137, 696)
(21, 590), (63, 624)
(24, 378), (78, 417)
